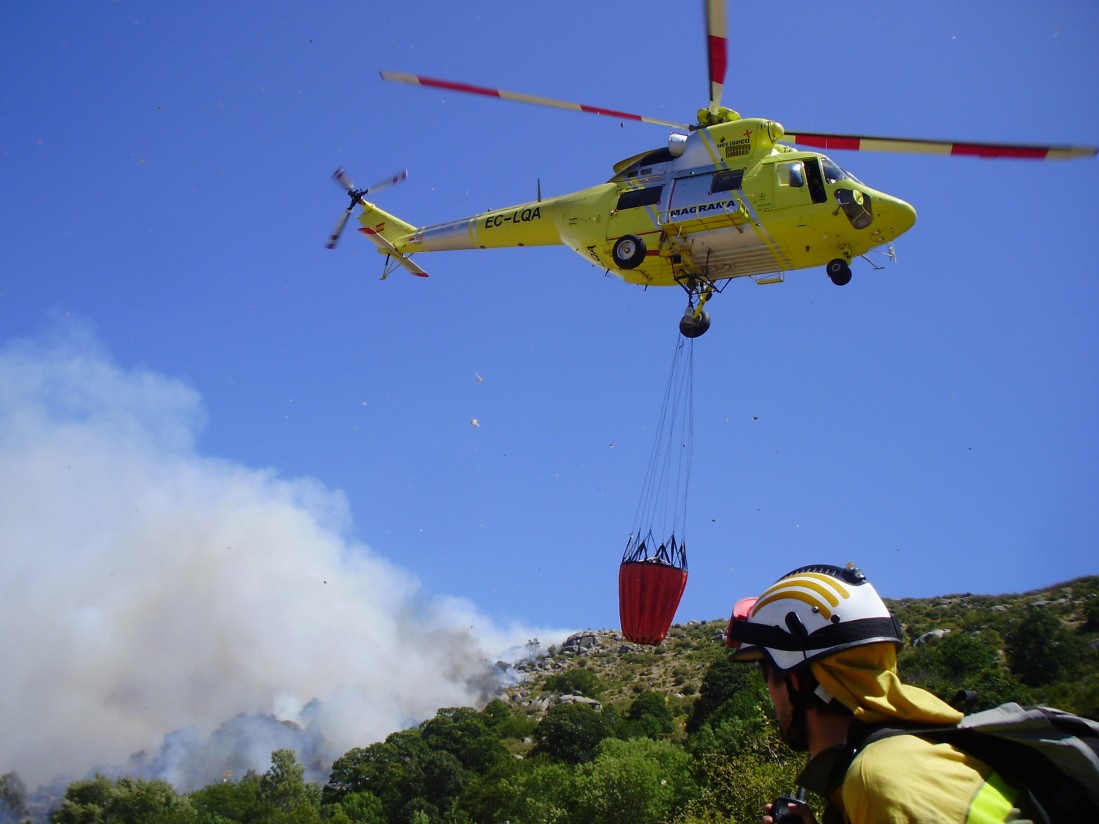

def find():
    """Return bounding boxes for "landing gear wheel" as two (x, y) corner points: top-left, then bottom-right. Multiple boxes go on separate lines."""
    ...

(827, 258), (852, 286)
(612, 235), (647, 269)
(679, 310), (711, 338)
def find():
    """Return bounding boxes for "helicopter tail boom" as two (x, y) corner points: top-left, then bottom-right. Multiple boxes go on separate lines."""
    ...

(402, 197), (566, 254)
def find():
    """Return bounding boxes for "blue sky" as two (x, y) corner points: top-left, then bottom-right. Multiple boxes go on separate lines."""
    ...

(2, 0), (1097, 783)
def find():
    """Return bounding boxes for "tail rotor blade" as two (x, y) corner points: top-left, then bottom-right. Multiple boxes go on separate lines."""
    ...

(332, 167), (355, 192)
(326, 168), (409, 249)
(704, 0), (728, 114)
(363, 168), (408, 195)
(333, 167), (408, 199)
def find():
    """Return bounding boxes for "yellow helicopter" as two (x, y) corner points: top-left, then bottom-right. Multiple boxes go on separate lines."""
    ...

(327, 1), (1096, 338)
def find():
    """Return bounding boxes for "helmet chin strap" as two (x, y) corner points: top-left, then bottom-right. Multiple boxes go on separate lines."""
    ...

(783, 674), (811, 752)
(781, 669), (836, 752)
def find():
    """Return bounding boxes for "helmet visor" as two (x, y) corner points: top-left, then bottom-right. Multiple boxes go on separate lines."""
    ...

(725, 596), (758, 651)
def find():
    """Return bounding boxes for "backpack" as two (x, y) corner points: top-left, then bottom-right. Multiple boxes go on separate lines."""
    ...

(856, 703), (1099, 823)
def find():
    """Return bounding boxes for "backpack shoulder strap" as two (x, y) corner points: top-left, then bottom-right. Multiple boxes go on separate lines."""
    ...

(796, 720), (929, 800)
(851, 721), (1053, 824)
(861, 704), (1099, 823)
(803, 705), (1099, 822)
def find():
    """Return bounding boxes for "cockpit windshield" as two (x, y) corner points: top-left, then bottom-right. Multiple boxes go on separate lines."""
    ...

(821, 155), (861, 185)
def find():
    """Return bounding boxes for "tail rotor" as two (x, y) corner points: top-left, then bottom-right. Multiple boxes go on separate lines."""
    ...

(325, 167), (408, 249)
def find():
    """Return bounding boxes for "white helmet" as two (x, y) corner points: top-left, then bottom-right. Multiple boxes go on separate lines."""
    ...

(726, 563), (902, 673)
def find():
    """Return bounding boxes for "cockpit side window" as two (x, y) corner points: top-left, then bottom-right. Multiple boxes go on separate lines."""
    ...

(821, 156), (849, 184)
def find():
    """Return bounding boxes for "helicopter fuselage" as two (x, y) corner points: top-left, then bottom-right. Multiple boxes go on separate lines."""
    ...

(337, 16), (1092, 336)
(380, 118), (916, 288)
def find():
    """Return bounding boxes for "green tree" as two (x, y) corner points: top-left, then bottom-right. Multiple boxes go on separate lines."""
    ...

(1006, 607), (1073, 687)
(532, 703), (612, 764)
(572, 737), (697, 824)
(624, 690), (674, 739)
(680, 749), (804, 824)
(51, 775), (196, 824)
(401, 798), (437, 824)
(451, 759), (521, 824)
(1082, 598), (1099, 632)
(486, 760), (576, 824)
(258, 749), (320, 822)
(685, 655), (759, 734)
(323, 729), (428, 820)
(480, 698), (535, 741)
(599, 702), (626, 740)
(188, 773), (262, 823)
(542, 669), (604, 699)
(934, 632), (999, 682)
(899, 630), (1029, 708)
(479, 699), (512, 730)
(685, 656), (773, 756)
(51, 775), (113, 824)
(418, 750), (468, 816)
(324, 791), (386, 824)
(1, 772), (29, 823)
(419, 707), (508, 773)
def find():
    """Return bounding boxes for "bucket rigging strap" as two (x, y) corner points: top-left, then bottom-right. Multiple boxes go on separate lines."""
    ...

(627, 333), (695, 562)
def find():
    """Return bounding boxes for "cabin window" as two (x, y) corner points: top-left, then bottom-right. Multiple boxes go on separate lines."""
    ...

(616, 186), (664, 210)
(778, 161), (805, 188)
(709, 169), (744, 193)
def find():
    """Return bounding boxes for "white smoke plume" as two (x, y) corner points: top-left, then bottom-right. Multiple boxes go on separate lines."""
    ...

(0, 322), (563, 792)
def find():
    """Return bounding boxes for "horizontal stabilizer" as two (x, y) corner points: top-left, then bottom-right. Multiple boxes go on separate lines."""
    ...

(358, 226), (428, 277)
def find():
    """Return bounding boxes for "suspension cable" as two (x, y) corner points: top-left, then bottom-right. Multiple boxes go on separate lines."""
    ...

(625, 333), (694, 566)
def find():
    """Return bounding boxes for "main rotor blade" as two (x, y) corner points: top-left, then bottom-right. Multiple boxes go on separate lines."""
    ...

(381, 71), (690, 130)
(704, 0), (728, 114)
(783, 131), (1097, 160)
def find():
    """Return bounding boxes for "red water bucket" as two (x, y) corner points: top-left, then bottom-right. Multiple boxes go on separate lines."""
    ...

(619, 560), (688, 646)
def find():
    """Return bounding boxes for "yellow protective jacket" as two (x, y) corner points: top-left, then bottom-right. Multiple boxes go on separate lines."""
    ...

(807, 732), (1036, 823)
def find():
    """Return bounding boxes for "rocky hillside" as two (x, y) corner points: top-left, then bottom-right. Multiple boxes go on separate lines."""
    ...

(501, 575), (1099, 721)
(18, 576), (1095, 824)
